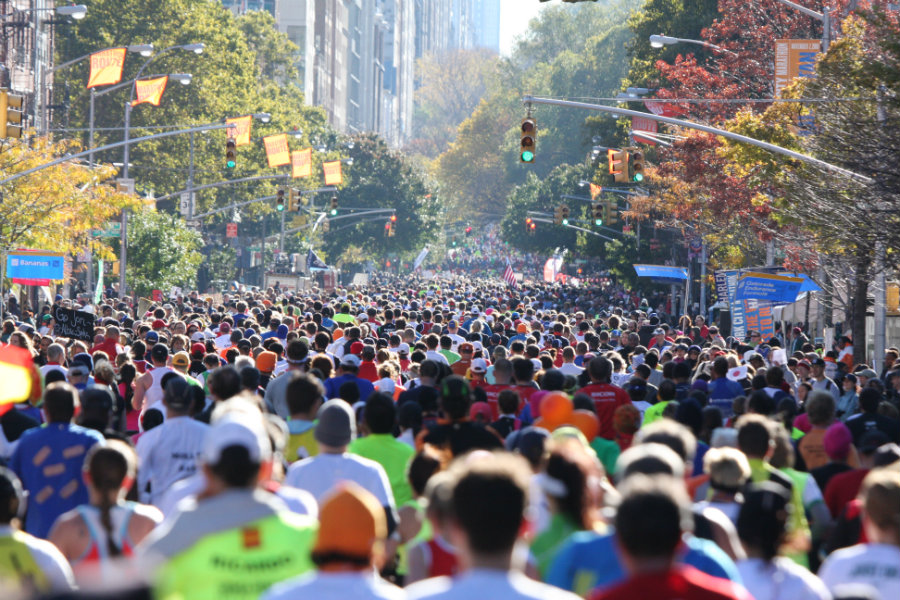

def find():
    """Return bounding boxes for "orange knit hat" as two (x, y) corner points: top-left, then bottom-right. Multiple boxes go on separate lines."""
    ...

(255, 351), (277, 374)
(313, 482), (386, 560)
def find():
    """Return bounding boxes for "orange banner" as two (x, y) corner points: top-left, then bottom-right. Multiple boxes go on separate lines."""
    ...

(589, 183), (602, 200)
(264, 134), (290, 168)
(291, 148), (312, 178)
(87, 48), (127, 88)
(774, 39), (820, 97)
(225, 115), (253, 147)
(323, 160), (342, 186)
(130, 76), (168, 107)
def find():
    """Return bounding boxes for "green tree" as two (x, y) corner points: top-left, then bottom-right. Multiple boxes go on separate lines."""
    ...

(125, 209), (203, 297)
(317, 134), (439, 262)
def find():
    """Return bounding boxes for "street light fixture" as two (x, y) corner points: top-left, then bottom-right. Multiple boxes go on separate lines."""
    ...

(649, 34), (736, 55)
(55, 4), (88, 19)
(130, 44), (155, 57)
(254, 112), (272, 123)
(183, 43), (205, 54)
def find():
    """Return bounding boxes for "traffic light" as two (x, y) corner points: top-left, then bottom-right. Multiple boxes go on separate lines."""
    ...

(606, 199), (618, 224)
(465, 226), (472, 236)
(629, 148), (645, 182)
(608, 149), (629, 183)
(520, 117), (536, 163)
(560, 205), (570, 226)
(330, 196), (338, 216)
(592, 202), (603, 226)
(288, 188), (298, 212)
(553, 206), (562, 225)
(321, 218), (330, 232)
(225, 137), (237, 169)
(384, 222), (392, 236)
(276, 188), (285, 211)
(525, 217), (533, 232)
(0, 90), (24, 139)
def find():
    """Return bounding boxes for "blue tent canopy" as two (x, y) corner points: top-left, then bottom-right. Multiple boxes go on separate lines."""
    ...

(633, 264), (689, 283)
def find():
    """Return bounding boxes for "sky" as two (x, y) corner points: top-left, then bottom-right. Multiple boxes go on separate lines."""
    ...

(499, 0), (547, 56)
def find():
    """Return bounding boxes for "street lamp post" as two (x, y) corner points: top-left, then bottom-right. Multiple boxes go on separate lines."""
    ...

(773, 0), (831, 51)
(649, 34), (737, 56)
(118, 43), (204, 300)
(48, 44), (154, 135)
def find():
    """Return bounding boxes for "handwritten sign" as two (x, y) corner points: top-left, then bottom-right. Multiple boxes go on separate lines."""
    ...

(53, 307), (96, 342)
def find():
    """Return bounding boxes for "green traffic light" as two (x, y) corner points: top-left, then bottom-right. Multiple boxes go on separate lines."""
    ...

(594, 219), (603, 226)
(330, 209), (338, 216)
(521, 151), (534, 162)
(226, 159), (236, 169)
(633, 172), (644, 182)
(562, 219), (569, 226)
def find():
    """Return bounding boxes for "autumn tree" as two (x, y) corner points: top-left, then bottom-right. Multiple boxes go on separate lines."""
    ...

(0, 138), (139, 262)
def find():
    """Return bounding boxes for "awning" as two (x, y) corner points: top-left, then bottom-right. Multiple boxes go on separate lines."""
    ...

(778, 272), (822, 293)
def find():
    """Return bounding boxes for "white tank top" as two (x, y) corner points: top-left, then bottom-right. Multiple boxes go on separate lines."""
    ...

(144, 366), (174, 410)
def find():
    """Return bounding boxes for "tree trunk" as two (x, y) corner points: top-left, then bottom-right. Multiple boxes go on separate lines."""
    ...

(852, 249), (871, 365)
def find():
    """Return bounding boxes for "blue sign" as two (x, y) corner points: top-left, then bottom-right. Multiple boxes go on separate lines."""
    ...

(6, 252), (65, 281)
(722, 270), (746, 339)
(734, 272), (804, 305)
(633, 264), (689, 282)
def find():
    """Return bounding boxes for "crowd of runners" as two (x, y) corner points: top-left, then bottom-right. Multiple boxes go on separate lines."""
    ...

(0, 273), (898, 600)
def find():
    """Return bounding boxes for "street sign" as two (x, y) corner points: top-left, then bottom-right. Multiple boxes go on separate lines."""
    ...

(91, 221), (122, 238)
(226, 223), (238, 238)
(179, 192), (191, 216)
(115, 178), (135, 194)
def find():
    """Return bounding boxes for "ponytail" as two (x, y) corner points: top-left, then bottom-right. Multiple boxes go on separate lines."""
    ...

(84, 441), (136, 558)
(97, 494), (122, 557)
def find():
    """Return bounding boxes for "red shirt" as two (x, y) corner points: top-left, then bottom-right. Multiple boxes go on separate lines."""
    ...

(475, 383), (512, 419)
(90, 338), (122, 360)
(590, 565), (752, 600)
(358, 360), (379, 383)
(579, 382), (632, 440)
(824, 468), (869, 518)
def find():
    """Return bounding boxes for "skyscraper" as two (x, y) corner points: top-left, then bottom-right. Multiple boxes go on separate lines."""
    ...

(472, 0), (500, 53)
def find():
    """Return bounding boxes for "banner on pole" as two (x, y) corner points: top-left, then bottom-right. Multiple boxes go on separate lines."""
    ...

(323, 161), (342, 186)
(413, 247), (429, 271)
(94, 260), (104, 304)
(131, 76), (168, 107)
(291, 148), (312, 178)
(225, 115), (253, 146)
(87, 48), (127, 88)
(774, 39), (820, 97)
(263, 134), (290, 167)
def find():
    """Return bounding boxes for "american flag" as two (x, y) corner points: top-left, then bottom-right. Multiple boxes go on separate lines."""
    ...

(503, 260), (517, 288)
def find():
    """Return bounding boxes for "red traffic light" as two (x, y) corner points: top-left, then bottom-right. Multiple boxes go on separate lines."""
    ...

(465, 226), (472, 234)
(385, 222), (391, 229)
(390, 214), (397, 222)
(525, 217), (533, 224)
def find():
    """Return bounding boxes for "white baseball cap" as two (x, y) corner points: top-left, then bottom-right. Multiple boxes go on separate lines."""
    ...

(471, 358), (488, 373)
(202, 413), (271, 465)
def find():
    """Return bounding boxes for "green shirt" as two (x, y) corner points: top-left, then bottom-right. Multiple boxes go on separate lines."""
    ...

(439, 349), (460, 364)
(349, 433), (415, 506)
(531, 513), (580, 578)
(642, 401), (670, 426)
(590, 437), (621, 477)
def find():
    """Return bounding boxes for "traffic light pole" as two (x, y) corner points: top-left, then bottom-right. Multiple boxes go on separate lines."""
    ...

(522, 96), (871, 183)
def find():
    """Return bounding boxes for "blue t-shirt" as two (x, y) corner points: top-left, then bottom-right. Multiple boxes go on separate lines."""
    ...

(323, 373), (375, 402)
(708, 378), (745, 420)
(9, 423), (105, 538)
(545, 530), (740, 597)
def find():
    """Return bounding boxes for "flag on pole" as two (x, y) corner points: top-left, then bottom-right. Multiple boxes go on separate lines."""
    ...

(503, 259), (517, 288)
(263, 134), (290, 167)
(307, 248), (329, 271)
(323, 160), (342, 186)
(87, 47), (127, 88)
(225, 115), (253, 146)
(94, 259), (104, 305)
(291, 148), (312, 178)
(413, 246), (429, 271)
(131, 76), (168, 107)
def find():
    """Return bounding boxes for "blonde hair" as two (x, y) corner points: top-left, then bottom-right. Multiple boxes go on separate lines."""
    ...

(703, 447), (751, 490)
(860, 469), (900, 543)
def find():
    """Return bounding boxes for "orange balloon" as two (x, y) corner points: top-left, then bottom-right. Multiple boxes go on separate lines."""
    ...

(532, 417), (546, 430)
(569, 409), (600, 442)
(540, 392), (573, 428)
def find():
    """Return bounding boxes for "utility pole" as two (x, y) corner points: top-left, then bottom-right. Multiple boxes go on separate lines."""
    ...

(873, 86), (887, 369)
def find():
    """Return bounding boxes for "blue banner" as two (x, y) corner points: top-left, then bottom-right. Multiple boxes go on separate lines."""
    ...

(735, 272), (804, 304)
(722, 270), (746, 339)
(633, 264), (688, 282)
(6, 252), (65, 281)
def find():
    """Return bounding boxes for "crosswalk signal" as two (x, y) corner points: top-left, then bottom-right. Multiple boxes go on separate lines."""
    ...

(0, 90), (24, 139)
(560, 205), (570, 226)
(276, 188), (285, 211)
(520, 117), (536, 163)
(329, 196), (338, 216)
(629, 147), (645, 182)
(608, 149), (629, 183)
(225, 137), (237, 169)
(592, 202), (603, 226)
